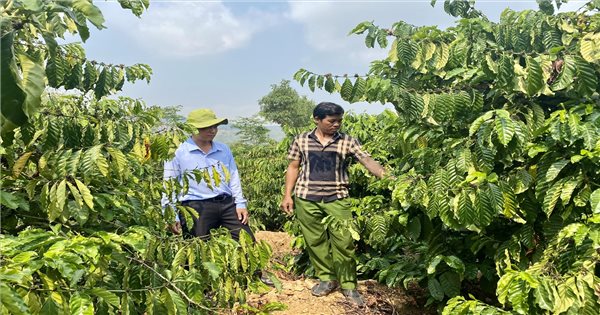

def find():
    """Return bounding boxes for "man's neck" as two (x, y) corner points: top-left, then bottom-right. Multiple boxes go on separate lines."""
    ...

(314, 128), (334, 144)
(192, 136), (212, 153)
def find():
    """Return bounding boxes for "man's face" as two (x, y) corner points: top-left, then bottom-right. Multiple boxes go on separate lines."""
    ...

(197, 124), (219, 141)
(315, 114), (343, 135)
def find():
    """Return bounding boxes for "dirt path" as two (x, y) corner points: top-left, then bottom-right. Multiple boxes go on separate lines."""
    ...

(234, 231), (430, 315)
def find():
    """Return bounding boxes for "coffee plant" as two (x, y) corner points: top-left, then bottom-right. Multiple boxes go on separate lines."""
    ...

(232, 143), (289, 231)
(293, 0), (600, 313)
(1, 1), (276, 314)
(0, 94), (274, 314)
(1, 0), (152, 141)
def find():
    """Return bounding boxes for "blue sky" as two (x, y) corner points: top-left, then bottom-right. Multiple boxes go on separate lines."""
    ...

(80, 1), (580, 121)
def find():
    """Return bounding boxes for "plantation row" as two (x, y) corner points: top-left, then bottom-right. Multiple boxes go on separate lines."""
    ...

(242, 1), (600, 313)
(2, 0), (600, 314)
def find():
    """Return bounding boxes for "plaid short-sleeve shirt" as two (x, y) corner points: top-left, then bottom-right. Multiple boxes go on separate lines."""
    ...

(287, 129), (370, 202)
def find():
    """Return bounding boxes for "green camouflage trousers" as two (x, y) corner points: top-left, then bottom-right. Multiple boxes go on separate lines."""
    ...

(295, 197), (357, 290)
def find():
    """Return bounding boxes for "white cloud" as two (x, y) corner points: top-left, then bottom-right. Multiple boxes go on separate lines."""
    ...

(286, 1), (456, 64)
(107, 1), (278, 57)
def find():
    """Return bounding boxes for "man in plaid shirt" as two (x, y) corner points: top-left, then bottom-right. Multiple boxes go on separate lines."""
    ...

(281, 102), (387, 306)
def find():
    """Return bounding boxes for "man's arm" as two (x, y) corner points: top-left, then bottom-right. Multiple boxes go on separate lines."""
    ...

(281, 159), (300, 215)
(359, 156), (386, 179)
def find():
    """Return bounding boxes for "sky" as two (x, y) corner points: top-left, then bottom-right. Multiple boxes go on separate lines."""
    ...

(80, 0), (582, 121)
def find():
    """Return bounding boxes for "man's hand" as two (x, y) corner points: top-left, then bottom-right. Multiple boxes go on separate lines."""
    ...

(169, 222), (181, 235)
(280, 195), (294, 215)
(237, 208), (249, 225)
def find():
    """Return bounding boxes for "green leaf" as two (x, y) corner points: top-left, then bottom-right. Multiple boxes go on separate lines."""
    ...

(1, 33), (27, 134)
(221, 163), (231, 183)
(497, 55), (514, 90)
(575, 57), (597, 97)
(551, 56), (576, 91)
(93, 68), (110, 99)
(69, 292), (94, 315)
(0, 283), (30, 315)
(348, 21), (373, 35)
(74, 178), (94, 210)
(537, 0), (555, 15)
(340, 78), (353, 101)
(72, 0), (106, 30)
(18, 54), (46, 118)
(406, 216), (421, 240)
(579, 33), (600, 63)
(82, 61), (99, 91)
(324, 76), (335, 93)
(376, 29), (388, 48)
(534, 279), (556, 311)
(543, 159), (569, 184)
(428, 278), (445, 301)
(67, 181), (83, 208)
(351, 77), (366, 103)
(53, 179), (68, 219)
(117, 0), (150, 17)
(590, 189), (600, 214)
(443, 256), (466, 276)
(456, 191), (476, 227)
(560, 177), (581, 206)
(308, 75), (316, 92)
(167, 289), (187, 315)
(439, 271), (461, 297)
(495, 114), (515, 146)
(434, 42), (450, 70)
(96, 154), (110, 177)
(525, 57), (543, 96)
(428, 255), (443, 274)
(106, 147), (128, 173)
(316, 75), (324, 89)
(475, 187), (494, 228)
(469, 111), (494, 136)
(365, 27), (377, 48)
(202, 261), (221, 280)
(397, 41), (418, 66)
(88, 288), (120, 307)
(211, 165), (221, 187)
(12, 152), (33, 178)
(543, 179), (564, 217)
(293, 68), (305, 83)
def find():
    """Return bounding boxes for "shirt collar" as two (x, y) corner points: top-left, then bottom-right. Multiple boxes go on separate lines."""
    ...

(308, 128), (342, 142)
(183, 137), (223, 154)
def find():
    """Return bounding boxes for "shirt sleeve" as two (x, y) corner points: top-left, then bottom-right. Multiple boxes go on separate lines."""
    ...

(225, 146), (247, 209)
(348, 137), (371, 161)
(161, 156), (181, 222)
(287, 137), (301, 161)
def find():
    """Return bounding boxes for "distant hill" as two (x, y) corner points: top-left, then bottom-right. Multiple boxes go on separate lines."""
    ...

(215, 124), (284, 145)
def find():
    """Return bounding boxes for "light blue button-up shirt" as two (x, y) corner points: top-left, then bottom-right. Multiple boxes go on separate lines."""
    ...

(162, 138), (247, 218)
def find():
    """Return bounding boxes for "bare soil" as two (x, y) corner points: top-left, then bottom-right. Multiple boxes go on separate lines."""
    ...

(230, 231), (432, 315)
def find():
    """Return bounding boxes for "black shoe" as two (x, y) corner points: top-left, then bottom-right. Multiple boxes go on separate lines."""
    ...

(341, 289), (364, 307)
(259, 272), (275, 287)
(311, 280), (339, 297)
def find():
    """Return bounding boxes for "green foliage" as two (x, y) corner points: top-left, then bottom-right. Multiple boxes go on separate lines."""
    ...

(232, 116), (273, 146)
(232, 142), (289, 231)
(0, 95), (273, 314)
(293, 2), (600, 313)
(0, 0), (151, 140)
(258, 79), (315, 128)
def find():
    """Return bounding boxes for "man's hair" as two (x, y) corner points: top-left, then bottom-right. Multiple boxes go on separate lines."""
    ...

(313, 102), (344, 119)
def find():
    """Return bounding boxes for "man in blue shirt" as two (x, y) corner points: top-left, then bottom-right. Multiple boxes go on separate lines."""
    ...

(162, 108), (272, 285)
(163, 108), (250, 240)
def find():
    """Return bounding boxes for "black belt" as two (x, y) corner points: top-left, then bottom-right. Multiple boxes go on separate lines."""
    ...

(183, 194), (231, 204)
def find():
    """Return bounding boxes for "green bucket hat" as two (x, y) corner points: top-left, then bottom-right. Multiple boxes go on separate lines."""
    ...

(186, 109), (228, 129)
